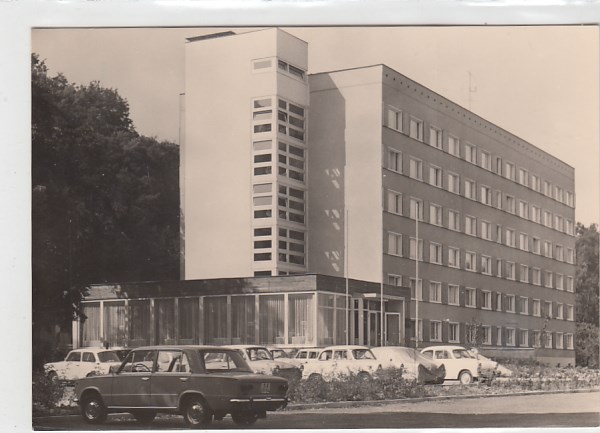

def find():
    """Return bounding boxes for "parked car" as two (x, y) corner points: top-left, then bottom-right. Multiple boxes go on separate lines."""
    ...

(226, 345), (302, 381)
(420, 345), (480, 384)
(73, 345), (288, 427)
(467, 351), (513, 378)
(371, 346), (446, 384)
(301, 345), (381, 381)
(44, 347), (123, 382)
(286, 347), (322, 368)
(267, 347), (294, 359)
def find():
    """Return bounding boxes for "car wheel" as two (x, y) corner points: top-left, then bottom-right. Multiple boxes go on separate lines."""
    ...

(131, 410), (157, 424)
(47, 371), (59, 384)
(231, 411), (259, 426)
(86, 371), (97, 378)
(307, 373), (323, 383)
(183, 396), (212, 428)
(458, 370), (473, 385)
(81, 394), (107, 425)
(357, 371), (372, 381)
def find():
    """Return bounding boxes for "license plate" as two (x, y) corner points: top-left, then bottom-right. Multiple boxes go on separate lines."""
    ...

(261, 383), (271, 394)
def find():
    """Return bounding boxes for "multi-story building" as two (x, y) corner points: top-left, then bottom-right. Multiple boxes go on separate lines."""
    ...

(76, 28), (576, 365)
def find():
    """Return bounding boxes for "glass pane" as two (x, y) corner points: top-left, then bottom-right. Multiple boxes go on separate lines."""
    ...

(81, 303), (101, 346)
(259, 295), (285, 344)
(103, 301), (127, 347)
(129, 300), (150, 346)
(205, 297), (228, 344)
(155, 298), (175, 344)
(288, 294), (314, 345)
(231, 296), (256, 344)
(178, 298), (199, 343)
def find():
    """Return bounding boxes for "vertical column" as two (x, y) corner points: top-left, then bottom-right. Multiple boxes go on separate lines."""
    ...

(226, 296), (232, 344)
(99, 300), (104, 346)
(149, 299), (155, 345)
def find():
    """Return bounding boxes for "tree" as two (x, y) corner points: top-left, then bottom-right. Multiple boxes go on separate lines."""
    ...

(32, 54), (180, 366)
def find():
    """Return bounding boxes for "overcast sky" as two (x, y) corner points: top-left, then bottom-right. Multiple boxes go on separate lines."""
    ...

(32, 26), (599, 225)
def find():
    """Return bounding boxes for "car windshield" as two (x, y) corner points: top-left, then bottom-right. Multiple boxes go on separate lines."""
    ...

(98, 351), (121, 363)
(201, 350), (252, 373)
(352, 349), (375, 360)
(452, 349), (472, 359)
(245, 348), (273, 361)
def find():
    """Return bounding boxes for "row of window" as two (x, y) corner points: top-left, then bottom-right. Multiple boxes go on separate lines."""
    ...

(387, 233), (575, 292)
(252, 57), (306, 82)
(384, 105), (575, 208)
(386, 192), (575, 264)
(386, 148), (575, 236)
(416, 319), (574, 349)
(253, 97), (306, 142)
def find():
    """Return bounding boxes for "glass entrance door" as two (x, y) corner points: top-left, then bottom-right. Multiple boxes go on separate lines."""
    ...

(385, 313), (401, 346)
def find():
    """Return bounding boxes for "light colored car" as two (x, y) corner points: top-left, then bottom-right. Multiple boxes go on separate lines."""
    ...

(225, 345), (302, 382)
(420, 345), (480, 384)
(286, 347), (322, 368)
(468, 351), (513, 377)
(44, 347), (123, 381)
(371, 346), (446, 384)
(301, 345), (381, 381)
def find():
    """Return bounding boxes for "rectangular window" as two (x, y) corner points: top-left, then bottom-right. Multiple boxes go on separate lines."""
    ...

(388, 274), (402, 286)
(465, 288), (476, 308)
(519, 201), (528, 219)
(566, 333), (574, 349)
(387, 232), (402, 256)
(409, 157), (423, 180)
(430, 321), (442, 342)
(430, 242), (443, 264)
(544, 240), (553, 258)
(429, 126), (443, 149)
(567, 248), (575, 264)
(567, 305), (574, 321)
(465, 215), (477, 236)
(545, 270), (553, 288)
(532, 237), (541, 254)
(519, 297), (528, 315)
(495, 191), (502, 209)
(506, 262), (516, 280)
(566, 191), (574, 207)
(429, 165), (443, 187)
(465, 251), (477, 272)
(429, 281), (442, 303)
(448, 323), (459, 343)
(565, 220), (575, 236)
(566, 276), (574, 292)
(409, 198), (423, 220)
(545, 301), (553, 319)
(543, 180), (552, 196)
(448, 172), (460, 194)
(519, 168), (529, 186)
(448, 135), (460, 156)
(429, 203), (442, 226)
(533, 268), (541, 285)
(543, 210), (552, 228)
(410, 278), (423, 301)
(545, 332), (553, 349)
(495, 293), (502, 311)
(506, 195), (516, 214)
(505, 162), (515, 180)
(465, 179), (476, 200)
(409, 117), (424, 141)
(519, 233), (529, 251)
(555, 215), (564, 232)
(464, 143), (476, 163)
(448, 247), (460, 268)
(482, 326), (492, 345)
(557, 303), (564, 319)
(481, 185), (491, 205)
(505, 228), (516, 247)
(496, 259), (503, 278)
(532, 331), (541, 348)
(506, 295), (515, 313)
(481, 255), (492, 275)
(448, 285), (460, 305)
(495, 157), (503, 175)
(482, 291), (492, 310)
(555, 186), (564, 203)
(533, 299), (541, 316)
(385, 106), (402, 131)
(448, 209), (460, 231)
(409, 237), (423, 261)
(496, 225), (502, 243)
(556, 332), (564, 349)
(519, 329), (529, 347)
(556, 273), (564, 290)
(480, 150), (491, 170)
(532, 205), (541, 224)
(387, 148), (402, 172)
(481, 221), (492, 240)
(531, 174), (540, 192)
(387, 190), (402, 214)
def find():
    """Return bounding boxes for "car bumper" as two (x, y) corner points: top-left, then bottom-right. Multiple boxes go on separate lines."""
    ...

(230, 397), (288, 411)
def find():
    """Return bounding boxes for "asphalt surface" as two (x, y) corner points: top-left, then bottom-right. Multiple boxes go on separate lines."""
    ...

(32, 390), (600, 430)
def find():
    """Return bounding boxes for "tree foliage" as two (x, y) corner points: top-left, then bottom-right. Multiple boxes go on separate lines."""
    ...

(32, 54), (180, 365)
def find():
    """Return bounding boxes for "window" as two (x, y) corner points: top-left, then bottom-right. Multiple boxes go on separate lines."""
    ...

(388, 274), (402, 286)
(505, 228), (516, 247)
(448, 209), (460, 231)
(481, 255), (492, 275)
(481, 326), (491, 345)
(506, 262), (516, 280)
(543, 210), (552, 228)
(481, 221), (492, 240)
(482, 291), (492, 310)
(385, 106), (402, 131)
(496, 326), (503, 346)
(409, 198), (423, 220)
(557, 303), (564, 319)
(495, 190), (502, 209)
(277, 60), (306, 80)
(565, 220), (574, 236)
(506, 195), (516, 214)
(387, 190), (402, 214)
(544, 270), (553, 288)
(519, 201), (528, 219)
(506, 295), (516, 313)
(543, 180), (552, 197)
(543, 240), (553, 258)
(387, 148), (402, 172)
(448, 322), (460, 343)
(448, 285), (460, 305)
(448, 135), (460, 156)
(429, 165), (443, 187)
(531, 205), (541, 224)
(465, 215), (477, 236)
(464, 143), (476, 163)
(504, 162), (515, 180)
(555, 332), (564, 349)
(429, 203), (442, 226)
(429, 242), (442, 264)
(567, 305), (574, 321)
(533, 331), (541, 348)
(480, 150), (491, 170)
(448, 247), (460, 268)
(506, 328), (515, 346)
(253, 58), (273, 70)
(429, 126), (443, 149)
(410, 278), (423, 301)
(277, 98), (305, 142)
(496, 225), (502, 243)
(555, 186), (564, 203)
(566, 333), (574, 350)
(480, 185), (492, 206)
(495, 157), (503, 175)
(430, 321), (442, 342)
(495, 293), (502, 311)
(554, 215), (564, 232)
(566, 276), (574, 292)
(465, 179), (476, 200)
(409, 157), (423, 180)
(566, 191), (574, 207)
(556, 273), (564, 291)
(545, 301), (553, 319)
(519, 329), (529, 347)
(465, 288), (476, 307)
(533, 299), (541, 316)
(544, 332), (553, 349)
(519, 168), (529, 186)
(409, 117), (424, 141)
(496, 259), (503, 278)
(387, 232), (402, 256)
(448, 172), (460, 194)
(531, 174), (540, 192)
(429, 281), (442, 303)
(465, 251), (477, 272)
(519, 297), (528, 315)
(520, 264), (529, 283)
(567, 248), (575, 264)
(532, 237), (541, 254)
(532, 268), (541, 285)
(519, 233), (529, 251)
(409, 237), (423, 261)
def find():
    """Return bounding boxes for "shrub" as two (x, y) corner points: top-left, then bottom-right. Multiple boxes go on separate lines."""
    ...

(32, 370), (63, 412)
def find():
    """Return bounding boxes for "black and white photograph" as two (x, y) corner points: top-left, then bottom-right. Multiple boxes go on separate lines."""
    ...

(2, 3), (600, 431)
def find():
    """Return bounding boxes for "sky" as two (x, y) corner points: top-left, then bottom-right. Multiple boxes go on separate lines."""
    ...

(31, 26), (599, 225)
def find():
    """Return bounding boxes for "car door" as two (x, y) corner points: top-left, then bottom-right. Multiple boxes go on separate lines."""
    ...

(63, 351), (82, 380)
(109, 349), (155, 408)
(150, 350), (191, 409)
(79, 351), (97, 378)
(433, 349), (457, 379)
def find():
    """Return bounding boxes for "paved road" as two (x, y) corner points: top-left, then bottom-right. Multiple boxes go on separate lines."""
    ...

(33, 391), (600, 430)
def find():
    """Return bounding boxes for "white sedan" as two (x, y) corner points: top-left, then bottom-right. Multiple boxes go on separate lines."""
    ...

(301, 345), (382, 381)
(420, 345), (480, 384)
(43, 347), (123, 381)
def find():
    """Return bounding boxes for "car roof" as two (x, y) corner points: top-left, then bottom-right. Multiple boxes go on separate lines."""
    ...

(130, 345), (237, 351)
(321, 345), (371, 351)
(224, 345), (268, 350)
(71, 347), (121, 353)
(421, 345), (468, 351)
